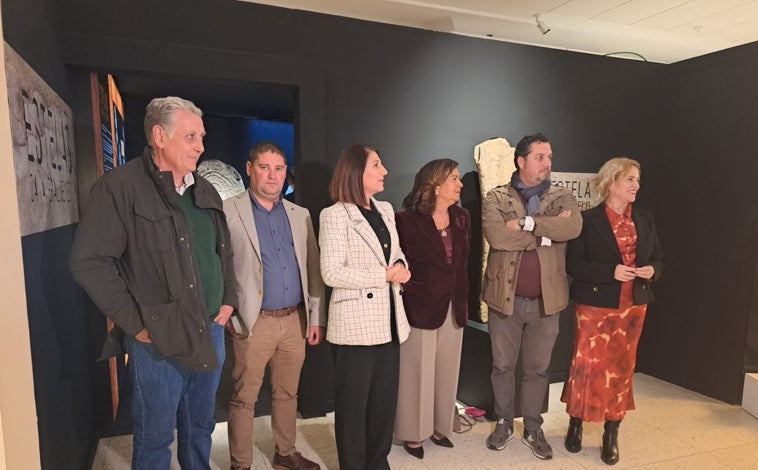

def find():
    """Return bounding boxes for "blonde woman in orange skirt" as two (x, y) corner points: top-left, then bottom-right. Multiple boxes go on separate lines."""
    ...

(561, 157), (663, 466)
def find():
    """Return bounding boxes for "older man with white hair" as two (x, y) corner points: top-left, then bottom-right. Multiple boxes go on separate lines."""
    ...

(70, 96), (237, 469)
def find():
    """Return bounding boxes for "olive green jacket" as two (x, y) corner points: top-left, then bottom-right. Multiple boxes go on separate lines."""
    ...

(69, 147), (238, 370)
(481, 183), (582, 315)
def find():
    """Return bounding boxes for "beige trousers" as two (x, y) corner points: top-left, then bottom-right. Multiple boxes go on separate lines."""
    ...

(227, 312), (305, 467)
(394, 305), (464, 442)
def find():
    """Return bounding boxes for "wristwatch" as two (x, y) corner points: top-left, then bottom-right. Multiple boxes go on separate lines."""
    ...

(518, 216), (526, 229)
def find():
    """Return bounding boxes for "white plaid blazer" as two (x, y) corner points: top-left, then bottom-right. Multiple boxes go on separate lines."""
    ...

(319, 200), (410, 345)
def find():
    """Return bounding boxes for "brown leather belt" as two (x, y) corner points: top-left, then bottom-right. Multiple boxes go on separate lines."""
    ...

(259, 305), (299, 318)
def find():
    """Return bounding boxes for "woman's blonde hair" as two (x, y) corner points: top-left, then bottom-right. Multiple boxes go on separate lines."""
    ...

(594, 157), (641, 204)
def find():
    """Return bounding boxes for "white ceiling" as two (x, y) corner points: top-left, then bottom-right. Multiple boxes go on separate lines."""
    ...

(241, 0), (758, 63)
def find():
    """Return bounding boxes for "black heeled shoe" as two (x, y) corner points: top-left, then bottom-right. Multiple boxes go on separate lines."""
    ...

(430, 434), (454, 448)
(564, 417), (583, 453)
(403, 442), (424, 459)
(601, 420), (620, 465)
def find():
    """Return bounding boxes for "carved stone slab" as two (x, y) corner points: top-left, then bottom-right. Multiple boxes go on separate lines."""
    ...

(197, 159), (245, 200)
(473, 138), (515, 322)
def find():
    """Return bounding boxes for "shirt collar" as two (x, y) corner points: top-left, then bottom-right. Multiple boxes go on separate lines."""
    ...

(604, 202), (632, 222)
(175, 172), (195, 195)
(248, 189), (282, 211)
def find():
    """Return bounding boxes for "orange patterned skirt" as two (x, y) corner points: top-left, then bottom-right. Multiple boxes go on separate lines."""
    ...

(560, 295), (647, 422)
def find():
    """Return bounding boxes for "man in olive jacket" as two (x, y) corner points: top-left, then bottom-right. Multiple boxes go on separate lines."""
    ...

(481, 133), (581, 460)
(69, 97), (237, 469)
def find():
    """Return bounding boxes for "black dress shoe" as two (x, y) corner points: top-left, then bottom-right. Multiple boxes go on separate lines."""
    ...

(564, 417), (583, 453)
(403, 442), (424, 459)
(430, 435), (454, 448)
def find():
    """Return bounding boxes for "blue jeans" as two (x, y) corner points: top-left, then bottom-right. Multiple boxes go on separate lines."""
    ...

(125, 321), (225, 470)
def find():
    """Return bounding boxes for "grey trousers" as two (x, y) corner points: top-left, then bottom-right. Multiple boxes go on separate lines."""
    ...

(488, 297), (560, 432)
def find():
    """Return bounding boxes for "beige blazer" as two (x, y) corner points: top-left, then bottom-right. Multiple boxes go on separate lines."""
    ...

(319, 200), (410, 346)
(223, 190), (325, 336)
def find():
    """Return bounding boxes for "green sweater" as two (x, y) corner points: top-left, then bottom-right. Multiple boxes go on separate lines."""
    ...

(176, 186), (224, 319)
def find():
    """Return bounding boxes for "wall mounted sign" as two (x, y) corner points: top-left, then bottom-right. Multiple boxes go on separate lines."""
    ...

(5, 42), (77, 236)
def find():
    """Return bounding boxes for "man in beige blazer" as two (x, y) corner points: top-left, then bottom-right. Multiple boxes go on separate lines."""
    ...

(224, 141), (325, 470)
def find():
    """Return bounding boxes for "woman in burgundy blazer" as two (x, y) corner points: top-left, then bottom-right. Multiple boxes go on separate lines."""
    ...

(394, 159), (471, 459)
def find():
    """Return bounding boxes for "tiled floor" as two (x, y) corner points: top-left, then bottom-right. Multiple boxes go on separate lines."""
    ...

(92, 373), (758, 469)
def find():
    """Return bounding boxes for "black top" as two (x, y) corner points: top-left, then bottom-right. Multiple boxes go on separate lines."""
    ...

(358, 201), (391, 263)
(357, 201), (398, 342)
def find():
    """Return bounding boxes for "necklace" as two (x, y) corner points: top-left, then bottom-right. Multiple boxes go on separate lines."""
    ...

(433, 212), (450, 237)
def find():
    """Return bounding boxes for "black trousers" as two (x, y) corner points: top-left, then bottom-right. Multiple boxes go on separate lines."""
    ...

(332, 341), (400, 470)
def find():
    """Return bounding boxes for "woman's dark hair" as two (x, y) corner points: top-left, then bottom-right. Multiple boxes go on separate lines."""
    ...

(329, 144), (376, 205)
(402, 159), (459, 215)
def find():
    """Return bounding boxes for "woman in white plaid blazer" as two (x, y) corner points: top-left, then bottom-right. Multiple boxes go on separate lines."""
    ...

(320, 144), (411, 470)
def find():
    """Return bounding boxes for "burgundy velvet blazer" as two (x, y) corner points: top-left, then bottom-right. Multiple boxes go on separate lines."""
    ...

(395, 205), (470, 329)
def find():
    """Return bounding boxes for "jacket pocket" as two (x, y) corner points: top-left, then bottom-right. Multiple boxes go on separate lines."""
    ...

(484, 262), (503, 281)
(140, 300), (192, 358)
(401, 280), (423, 294)
(482, 259), (507, 311)
(331, 288), (360, 304)
(134, 204), (173, 252)
(497, 206), (518, 221)
(541, 198), (564, 216)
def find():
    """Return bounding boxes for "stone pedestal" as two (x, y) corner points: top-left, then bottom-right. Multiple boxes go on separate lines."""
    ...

(742, 373), (758, 418)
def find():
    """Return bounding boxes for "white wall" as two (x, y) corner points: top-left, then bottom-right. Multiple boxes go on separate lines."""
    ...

(0, 0), (43, 467)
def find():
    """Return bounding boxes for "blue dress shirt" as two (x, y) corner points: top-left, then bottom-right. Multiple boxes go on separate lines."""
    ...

(249, 191), (303, 310)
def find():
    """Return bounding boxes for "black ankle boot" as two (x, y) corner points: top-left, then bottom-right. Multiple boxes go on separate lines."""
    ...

(564, 417), (582, 453)
(601, 420), (620, 465)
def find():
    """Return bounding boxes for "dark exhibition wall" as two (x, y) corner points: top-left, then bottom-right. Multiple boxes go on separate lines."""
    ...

(635, 43), (758, 401)
(59, 0), (665, 206)
(2, 0), (758, 468)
